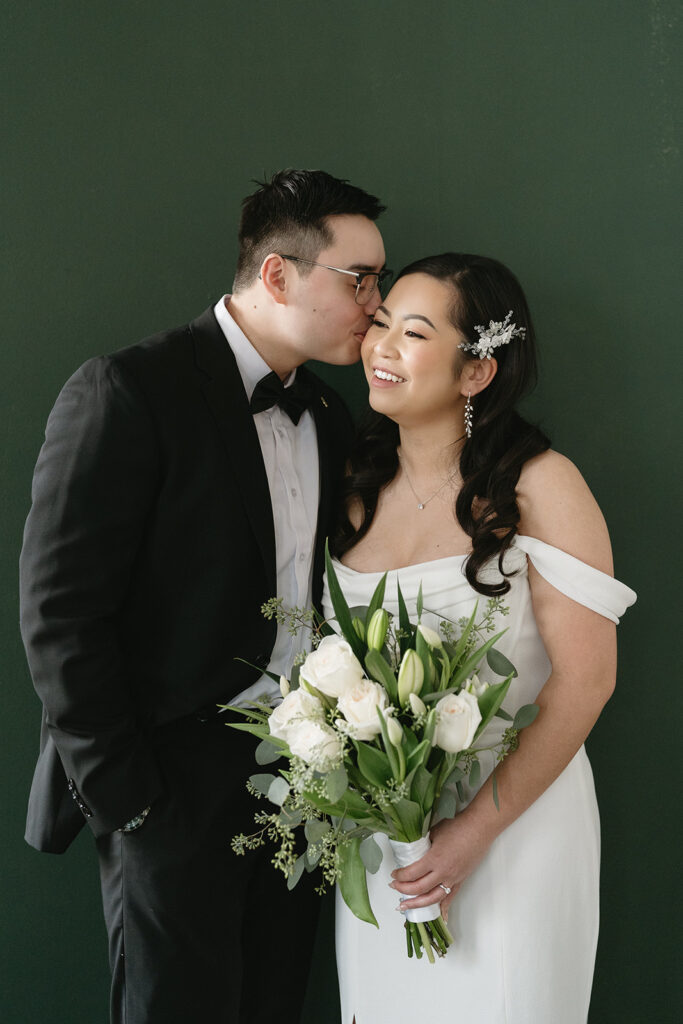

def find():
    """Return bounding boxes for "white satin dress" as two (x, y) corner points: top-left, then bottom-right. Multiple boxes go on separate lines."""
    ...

(322, 536), (636, 1024)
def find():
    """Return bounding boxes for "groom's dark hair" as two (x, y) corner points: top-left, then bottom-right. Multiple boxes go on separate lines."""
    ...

(233, 169), (385, 291)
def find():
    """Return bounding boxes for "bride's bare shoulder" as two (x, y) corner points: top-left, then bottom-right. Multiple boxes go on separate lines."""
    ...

(516, 450), (613, 573)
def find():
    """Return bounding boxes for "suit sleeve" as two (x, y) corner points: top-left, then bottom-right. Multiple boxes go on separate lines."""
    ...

(19, 356), (165, 837)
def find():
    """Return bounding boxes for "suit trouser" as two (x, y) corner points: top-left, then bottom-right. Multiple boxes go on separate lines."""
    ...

(96, 713), (320, 1023)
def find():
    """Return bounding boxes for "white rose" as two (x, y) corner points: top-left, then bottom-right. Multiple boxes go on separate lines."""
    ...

(299, 635), (365, 699)
(465, 674), (489, 699)
(269, 688), (324, 743)
(288, 720), (342, 770)
(434, 690), (482, 754)
(336, 678), (389, 741)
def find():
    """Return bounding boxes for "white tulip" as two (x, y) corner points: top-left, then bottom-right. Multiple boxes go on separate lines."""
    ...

(465, 674), (489, 698)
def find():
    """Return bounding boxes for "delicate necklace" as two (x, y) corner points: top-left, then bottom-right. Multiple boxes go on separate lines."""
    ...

(397, 443), (463, 510)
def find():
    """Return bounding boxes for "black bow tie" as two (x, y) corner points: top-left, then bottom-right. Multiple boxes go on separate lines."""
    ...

(250, 371), (312, 425)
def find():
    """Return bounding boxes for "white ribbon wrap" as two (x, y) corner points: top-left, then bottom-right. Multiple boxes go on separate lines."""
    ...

(388, 836), (441, 924)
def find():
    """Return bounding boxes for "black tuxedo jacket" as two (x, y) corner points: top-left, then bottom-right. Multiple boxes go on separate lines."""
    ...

(20, 306), (353, 853)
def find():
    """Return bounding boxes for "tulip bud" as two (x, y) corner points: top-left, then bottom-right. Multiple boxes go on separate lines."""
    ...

(417, 624), (443, 649)
(408, 692), (427, 717)
(386, 715), (403, 748)
(466, 674), (489, 698)
(352, 616), (366, 643)
(366, 608), (389, 651)
(397, 649), (424, 706)
(279, 675), (290, 698)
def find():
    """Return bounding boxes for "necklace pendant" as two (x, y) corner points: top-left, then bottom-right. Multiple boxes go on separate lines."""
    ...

(417, 503), (424, 510)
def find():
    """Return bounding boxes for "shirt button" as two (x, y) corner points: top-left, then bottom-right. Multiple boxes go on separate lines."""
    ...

(291, 488), (297, 497)
(299, 553), (306, 562)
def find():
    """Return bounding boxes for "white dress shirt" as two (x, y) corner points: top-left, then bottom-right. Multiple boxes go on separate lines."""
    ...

(213, 296), (320, 705)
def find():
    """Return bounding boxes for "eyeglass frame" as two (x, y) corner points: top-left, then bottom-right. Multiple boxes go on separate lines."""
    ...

(279, 254), (393, 304)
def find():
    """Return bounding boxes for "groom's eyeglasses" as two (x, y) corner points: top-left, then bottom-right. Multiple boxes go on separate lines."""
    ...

(279, 255), (393, 305)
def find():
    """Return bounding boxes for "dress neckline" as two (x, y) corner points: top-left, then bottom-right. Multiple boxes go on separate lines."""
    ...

(333, 551), (470, 577)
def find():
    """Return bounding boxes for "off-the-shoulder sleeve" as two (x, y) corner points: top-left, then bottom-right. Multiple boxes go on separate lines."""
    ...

(513, 535), (637, 624)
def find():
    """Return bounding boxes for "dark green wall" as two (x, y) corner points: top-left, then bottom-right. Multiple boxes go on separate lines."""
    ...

(2, 2), (680, 1021)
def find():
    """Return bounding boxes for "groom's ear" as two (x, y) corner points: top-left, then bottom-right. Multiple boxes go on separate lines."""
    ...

(259, 253), (289, 305)
(459, 356), (498, 397)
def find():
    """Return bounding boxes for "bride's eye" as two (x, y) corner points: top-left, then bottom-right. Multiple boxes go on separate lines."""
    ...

(370, 317), (388, 329)
(405, 329), (426, 339)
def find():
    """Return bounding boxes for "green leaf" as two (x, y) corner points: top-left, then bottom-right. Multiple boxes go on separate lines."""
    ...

(304, 819), (331, 844)
(338, 836), (378, 927)
(469, 758), (481, 789)
(359, 834), (383, 874)
(410, 764), (435, 813)
(375, 707), (401, 780)
(486, 646), (518, 678)
(287, 854), (306, 890)
(473, 674), (514, 741)
(326, 764), (349, 803)
(356, 742), (393, 788)
(513, 703), (540, 730)
(450, 603), (478, 665)
(396, 579), (412, 655)
(495, 707), (513, 721)
(365, 574), (388, 627)
(255, 739), (283, 765)
(492, 772), (500, 811)
(406, 738), (431, 775)
(226, 721), (273, 741)
(302, 786), (383, 828)
(449, 629), (510, 691)
(248, 773), (277, 796)
(393, 797), (424, 840)
(325, 541), (365, 661)
(278, 806), (304, 827)
(267, 777), (291, 806)
(364, 649), (398, 702)
(417, 583), (424, 619)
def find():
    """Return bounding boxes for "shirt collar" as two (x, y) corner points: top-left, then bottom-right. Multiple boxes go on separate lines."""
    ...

(213, 295), (295, 401)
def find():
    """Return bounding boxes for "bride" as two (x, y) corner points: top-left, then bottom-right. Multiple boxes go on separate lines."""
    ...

(323, 253), (636, 1024)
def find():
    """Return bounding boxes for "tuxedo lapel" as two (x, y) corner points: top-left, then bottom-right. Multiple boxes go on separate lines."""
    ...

(301, 367), (335, 598)
(188, 307), (276, 594)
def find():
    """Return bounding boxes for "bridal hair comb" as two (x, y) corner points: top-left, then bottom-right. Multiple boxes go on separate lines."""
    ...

(458, 311), (526, 360)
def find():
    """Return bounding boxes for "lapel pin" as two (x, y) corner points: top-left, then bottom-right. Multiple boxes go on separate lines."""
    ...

(320, 396), (328, 408)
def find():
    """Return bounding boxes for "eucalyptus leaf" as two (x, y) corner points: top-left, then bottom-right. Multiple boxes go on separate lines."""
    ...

(286, 854), (306, 890)
(435, 787), (457, 820)
(495, 707), (513, 721)
(249, 773), (276, 796)
(304, 818), (331, 844)
(305, 843), (323, 870)
(359, 834), (383, 874)
(326, 764), (349, 803)
(513, 703), (540, 730)
(456, 780), (465, 803)
(486, 646), (518, 678)
(278, 806), (304, 828)
(255, 739), (283, 765)
(492, 772), (500, 811)
(469, 758), (481, 789)
(267, 777), (290, 806)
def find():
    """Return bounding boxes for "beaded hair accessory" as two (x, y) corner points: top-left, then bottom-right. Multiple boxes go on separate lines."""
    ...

(458, 311), (526, 360)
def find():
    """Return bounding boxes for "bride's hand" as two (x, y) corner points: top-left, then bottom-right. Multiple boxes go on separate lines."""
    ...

(389, 811), (493, 919)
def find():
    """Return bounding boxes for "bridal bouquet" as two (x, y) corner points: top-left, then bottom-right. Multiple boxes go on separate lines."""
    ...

(227, 546), (538, 962)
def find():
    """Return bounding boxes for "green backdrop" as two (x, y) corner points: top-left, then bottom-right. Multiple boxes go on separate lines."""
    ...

(2, 2), (680, 1021)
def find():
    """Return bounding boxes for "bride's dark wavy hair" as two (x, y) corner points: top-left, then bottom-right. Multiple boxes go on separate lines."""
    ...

(333, 253), (551, 596)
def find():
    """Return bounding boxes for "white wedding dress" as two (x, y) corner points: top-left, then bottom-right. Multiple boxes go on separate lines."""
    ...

(322, 535), (636, 1024)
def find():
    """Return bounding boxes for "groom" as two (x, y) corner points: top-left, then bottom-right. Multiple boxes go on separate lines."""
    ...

(20, 169), (387, 1023)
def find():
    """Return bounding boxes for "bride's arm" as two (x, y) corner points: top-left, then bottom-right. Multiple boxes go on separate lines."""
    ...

(391, 450), (617, 916)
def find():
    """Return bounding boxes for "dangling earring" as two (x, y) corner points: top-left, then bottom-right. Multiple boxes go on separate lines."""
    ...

(464, 392), (473, 438)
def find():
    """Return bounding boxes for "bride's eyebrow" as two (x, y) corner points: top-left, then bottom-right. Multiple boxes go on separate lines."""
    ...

(403, 314), (436, 329)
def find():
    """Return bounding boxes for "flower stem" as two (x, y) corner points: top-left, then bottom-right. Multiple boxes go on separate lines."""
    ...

(417, 922), (435, 964)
